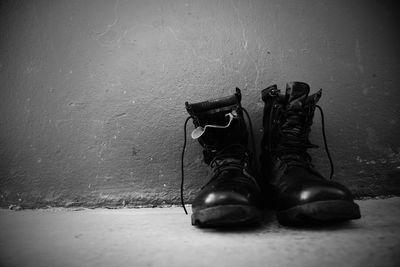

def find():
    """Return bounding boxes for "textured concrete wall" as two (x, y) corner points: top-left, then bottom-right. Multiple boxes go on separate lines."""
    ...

(0, 0), (399, 208)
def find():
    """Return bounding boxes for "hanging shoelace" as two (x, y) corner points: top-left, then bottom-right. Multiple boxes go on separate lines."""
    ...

(180, 108), (256, 215)
(316, 105), (334, 180)
(180, 116), (193, 215)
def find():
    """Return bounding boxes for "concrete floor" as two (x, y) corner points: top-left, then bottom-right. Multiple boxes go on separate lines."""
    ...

(0, 198), (399, 267)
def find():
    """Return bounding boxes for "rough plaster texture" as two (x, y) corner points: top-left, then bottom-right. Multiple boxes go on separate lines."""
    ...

(0, 0), (399, 207)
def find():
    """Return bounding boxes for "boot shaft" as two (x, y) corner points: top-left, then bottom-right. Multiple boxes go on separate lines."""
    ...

(186, 88), (249, 164)
(260, 82), (322, 171)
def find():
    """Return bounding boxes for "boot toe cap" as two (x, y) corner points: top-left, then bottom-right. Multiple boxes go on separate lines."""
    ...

(277, 180), (354, 210)
(192, 190), (254, 212)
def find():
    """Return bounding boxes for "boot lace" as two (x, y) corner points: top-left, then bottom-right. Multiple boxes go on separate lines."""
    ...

(180, 108), (256, 214)
(205, 143), (254, 187)
(269, 103), (334, 180)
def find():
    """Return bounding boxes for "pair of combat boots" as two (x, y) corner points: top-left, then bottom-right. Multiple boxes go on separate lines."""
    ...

(181, 82), (361, 227)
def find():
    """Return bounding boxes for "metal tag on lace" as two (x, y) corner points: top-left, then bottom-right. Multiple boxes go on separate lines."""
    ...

(191, 111), (237, 139)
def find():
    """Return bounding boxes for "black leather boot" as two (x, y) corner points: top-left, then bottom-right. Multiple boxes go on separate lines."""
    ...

(182, 88), (263, 227)
(260, 82), (361, 226)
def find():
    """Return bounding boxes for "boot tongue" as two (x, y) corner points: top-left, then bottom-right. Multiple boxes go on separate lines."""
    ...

(279, 82), (310, 148)
(285, 82), (310, 109)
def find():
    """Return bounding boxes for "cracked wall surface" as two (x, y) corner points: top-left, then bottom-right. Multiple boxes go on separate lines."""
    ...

(0, 0), (399, 207)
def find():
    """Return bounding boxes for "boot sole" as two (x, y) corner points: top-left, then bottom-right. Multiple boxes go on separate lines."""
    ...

(191, 205), (263, 227)
(277, 200), (361, 226)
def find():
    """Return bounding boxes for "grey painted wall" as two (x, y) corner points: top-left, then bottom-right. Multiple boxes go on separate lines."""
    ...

(0, 0), (399, 208)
